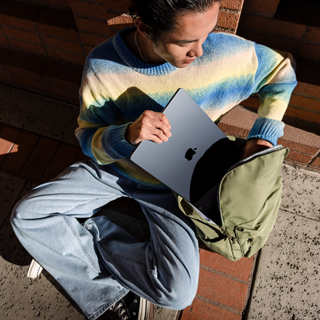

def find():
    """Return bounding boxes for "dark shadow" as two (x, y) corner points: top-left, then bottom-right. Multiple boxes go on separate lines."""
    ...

(294, 57), (320, 88)
(0, 216), (33, 267)
(190, 137), (246, 225)
(275, 0), (320, 28)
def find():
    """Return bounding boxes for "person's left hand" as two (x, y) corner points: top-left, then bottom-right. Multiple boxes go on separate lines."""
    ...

(241, 138), (273, 160)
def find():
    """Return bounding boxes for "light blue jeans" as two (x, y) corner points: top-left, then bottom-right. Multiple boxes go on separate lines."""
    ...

(11, 160), (200, 320)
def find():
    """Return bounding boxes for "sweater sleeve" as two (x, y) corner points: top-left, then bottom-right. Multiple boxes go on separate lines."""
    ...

(75, 60), (135, 165)
(247, 43), (297, 145)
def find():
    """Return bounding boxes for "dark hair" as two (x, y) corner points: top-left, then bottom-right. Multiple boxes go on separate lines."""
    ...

(129, 0), (219, 42)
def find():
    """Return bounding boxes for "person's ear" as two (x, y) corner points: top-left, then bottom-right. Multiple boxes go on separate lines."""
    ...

(135, 19), (151, 39)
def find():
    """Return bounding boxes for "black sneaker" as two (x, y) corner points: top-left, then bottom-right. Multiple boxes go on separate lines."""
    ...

(109, 291), (154, 320)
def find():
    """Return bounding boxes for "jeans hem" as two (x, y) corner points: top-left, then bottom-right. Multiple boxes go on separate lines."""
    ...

(87, 288), (129, 320)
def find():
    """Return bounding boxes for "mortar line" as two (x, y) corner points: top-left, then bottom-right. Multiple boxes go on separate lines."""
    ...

(219, 7), (241, 14)
(292, 91), (320, 103)
(308, 149), (320, 166)
(195, 294), (242, 315)
(288, 103), (320, 115)
(200, 264), (250, 285)
(294, 26), (310, 56)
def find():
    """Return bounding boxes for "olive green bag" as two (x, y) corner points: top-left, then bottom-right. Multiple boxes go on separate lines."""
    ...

(175, 138), (289, 261)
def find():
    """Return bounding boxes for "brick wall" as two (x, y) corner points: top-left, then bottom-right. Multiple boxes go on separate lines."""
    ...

(0, 0), (244, 104)
(0, 0), (318, 134)
(238, 0), (320, 132)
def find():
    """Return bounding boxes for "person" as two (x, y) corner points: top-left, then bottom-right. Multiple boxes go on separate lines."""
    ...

(11, 0), (297, 319)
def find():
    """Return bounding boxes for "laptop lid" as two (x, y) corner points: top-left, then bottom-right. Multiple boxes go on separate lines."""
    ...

(130, 88), (228, 202)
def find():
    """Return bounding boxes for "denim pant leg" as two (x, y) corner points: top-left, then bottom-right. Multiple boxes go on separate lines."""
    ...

(86, 181), (200, 311)
(11, 160), (199, 320)
(11, 160), (130, 319)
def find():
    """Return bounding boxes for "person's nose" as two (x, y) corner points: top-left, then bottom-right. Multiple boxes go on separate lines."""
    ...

(188, 41), (203, 58)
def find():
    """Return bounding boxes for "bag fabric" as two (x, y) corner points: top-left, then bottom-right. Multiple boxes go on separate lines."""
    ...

(175, 137), (289, 261)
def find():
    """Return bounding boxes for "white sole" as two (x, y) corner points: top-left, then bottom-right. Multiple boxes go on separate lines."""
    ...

(27, 259), (43, 279)
(138, 298), (154, 320)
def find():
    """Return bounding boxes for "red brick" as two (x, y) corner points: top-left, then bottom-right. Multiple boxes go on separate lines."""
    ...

(310, 157), (320, 169)
(84, 45), (95, 55)
(220, 0), (244, 11)
(20, 137), (59, 180)
(75, 17), (111, 36)
(2, 26), (42, 44)
(107, 15), (134, 26)
(218, 11), (240, 30)
(1, 131), (39, 173)
(286, 150), (313, 164)
(12, 76), (48, 94)
(4, 52), (46, 81)
(107, 16), (134, 35)
(305, 27), (320, 44)
(0, 14), (36, 32)
(34, 7), (77, 31)
(237, 30), (299, 54)
(41, 143), (80, 182)
(218, 123), (249, 139)
(181, 298), (241, 320)
(278, 138), (318, 157)
(294, 82), (320, 100)
(289, 94), (320, 113)
(46, 47), (85, 66)
(200, 249), (254, 282)
(43, 0), (71, 9)
(0, 126), (20, 166)
(280, 125), (320, 155)
(79, 32), (106, 46)
(285, 105), (320, 124)
(0, 1), (40, 31)
(47, 85), (80, 103)
(240, 96), (260, 109)
(218, 106), (257, 138)
(36, 22), (79, 42)
(243, 0), (280, 16)
(71, 1), (107, 20)
(0, 70), (14, 84)
(0, 34), (11, 48)
(197, 268), (248, 311)
(42, 61), (82, 90)
(42, 36), (83, 54)
(101, 0), (131, 13)
(9, 39), (47, 56)
(238, 14), (306, 39)
(0, 48), (10, 72)
(298, 43), (320, 60)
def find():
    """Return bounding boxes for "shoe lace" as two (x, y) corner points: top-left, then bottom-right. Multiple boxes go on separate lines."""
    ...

(109, 302), (129, 320)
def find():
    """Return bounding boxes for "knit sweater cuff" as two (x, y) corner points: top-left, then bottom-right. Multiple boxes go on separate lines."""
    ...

(101, 123), (135, 160)
(248, 117), (285, 146)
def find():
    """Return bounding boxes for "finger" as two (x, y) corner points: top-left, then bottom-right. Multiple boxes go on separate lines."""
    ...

(156, 113), (171, 130)
(147, 118), (171, 138)
(145, 111), (171, 130)
(141, 126), (169, 143)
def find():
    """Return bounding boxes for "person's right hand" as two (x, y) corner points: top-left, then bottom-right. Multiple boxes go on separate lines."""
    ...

(125, 110), (172, 145)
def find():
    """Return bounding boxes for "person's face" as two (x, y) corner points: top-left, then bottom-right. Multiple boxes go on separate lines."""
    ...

(152, 2), (220, 68)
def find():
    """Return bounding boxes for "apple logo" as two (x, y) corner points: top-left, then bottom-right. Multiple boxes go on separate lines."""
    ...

(185, 148), (197, 161)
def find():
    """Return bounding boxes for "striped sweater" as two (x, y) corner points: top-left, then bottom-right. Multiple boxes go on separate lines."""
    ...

(76, 26), (297, 188)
